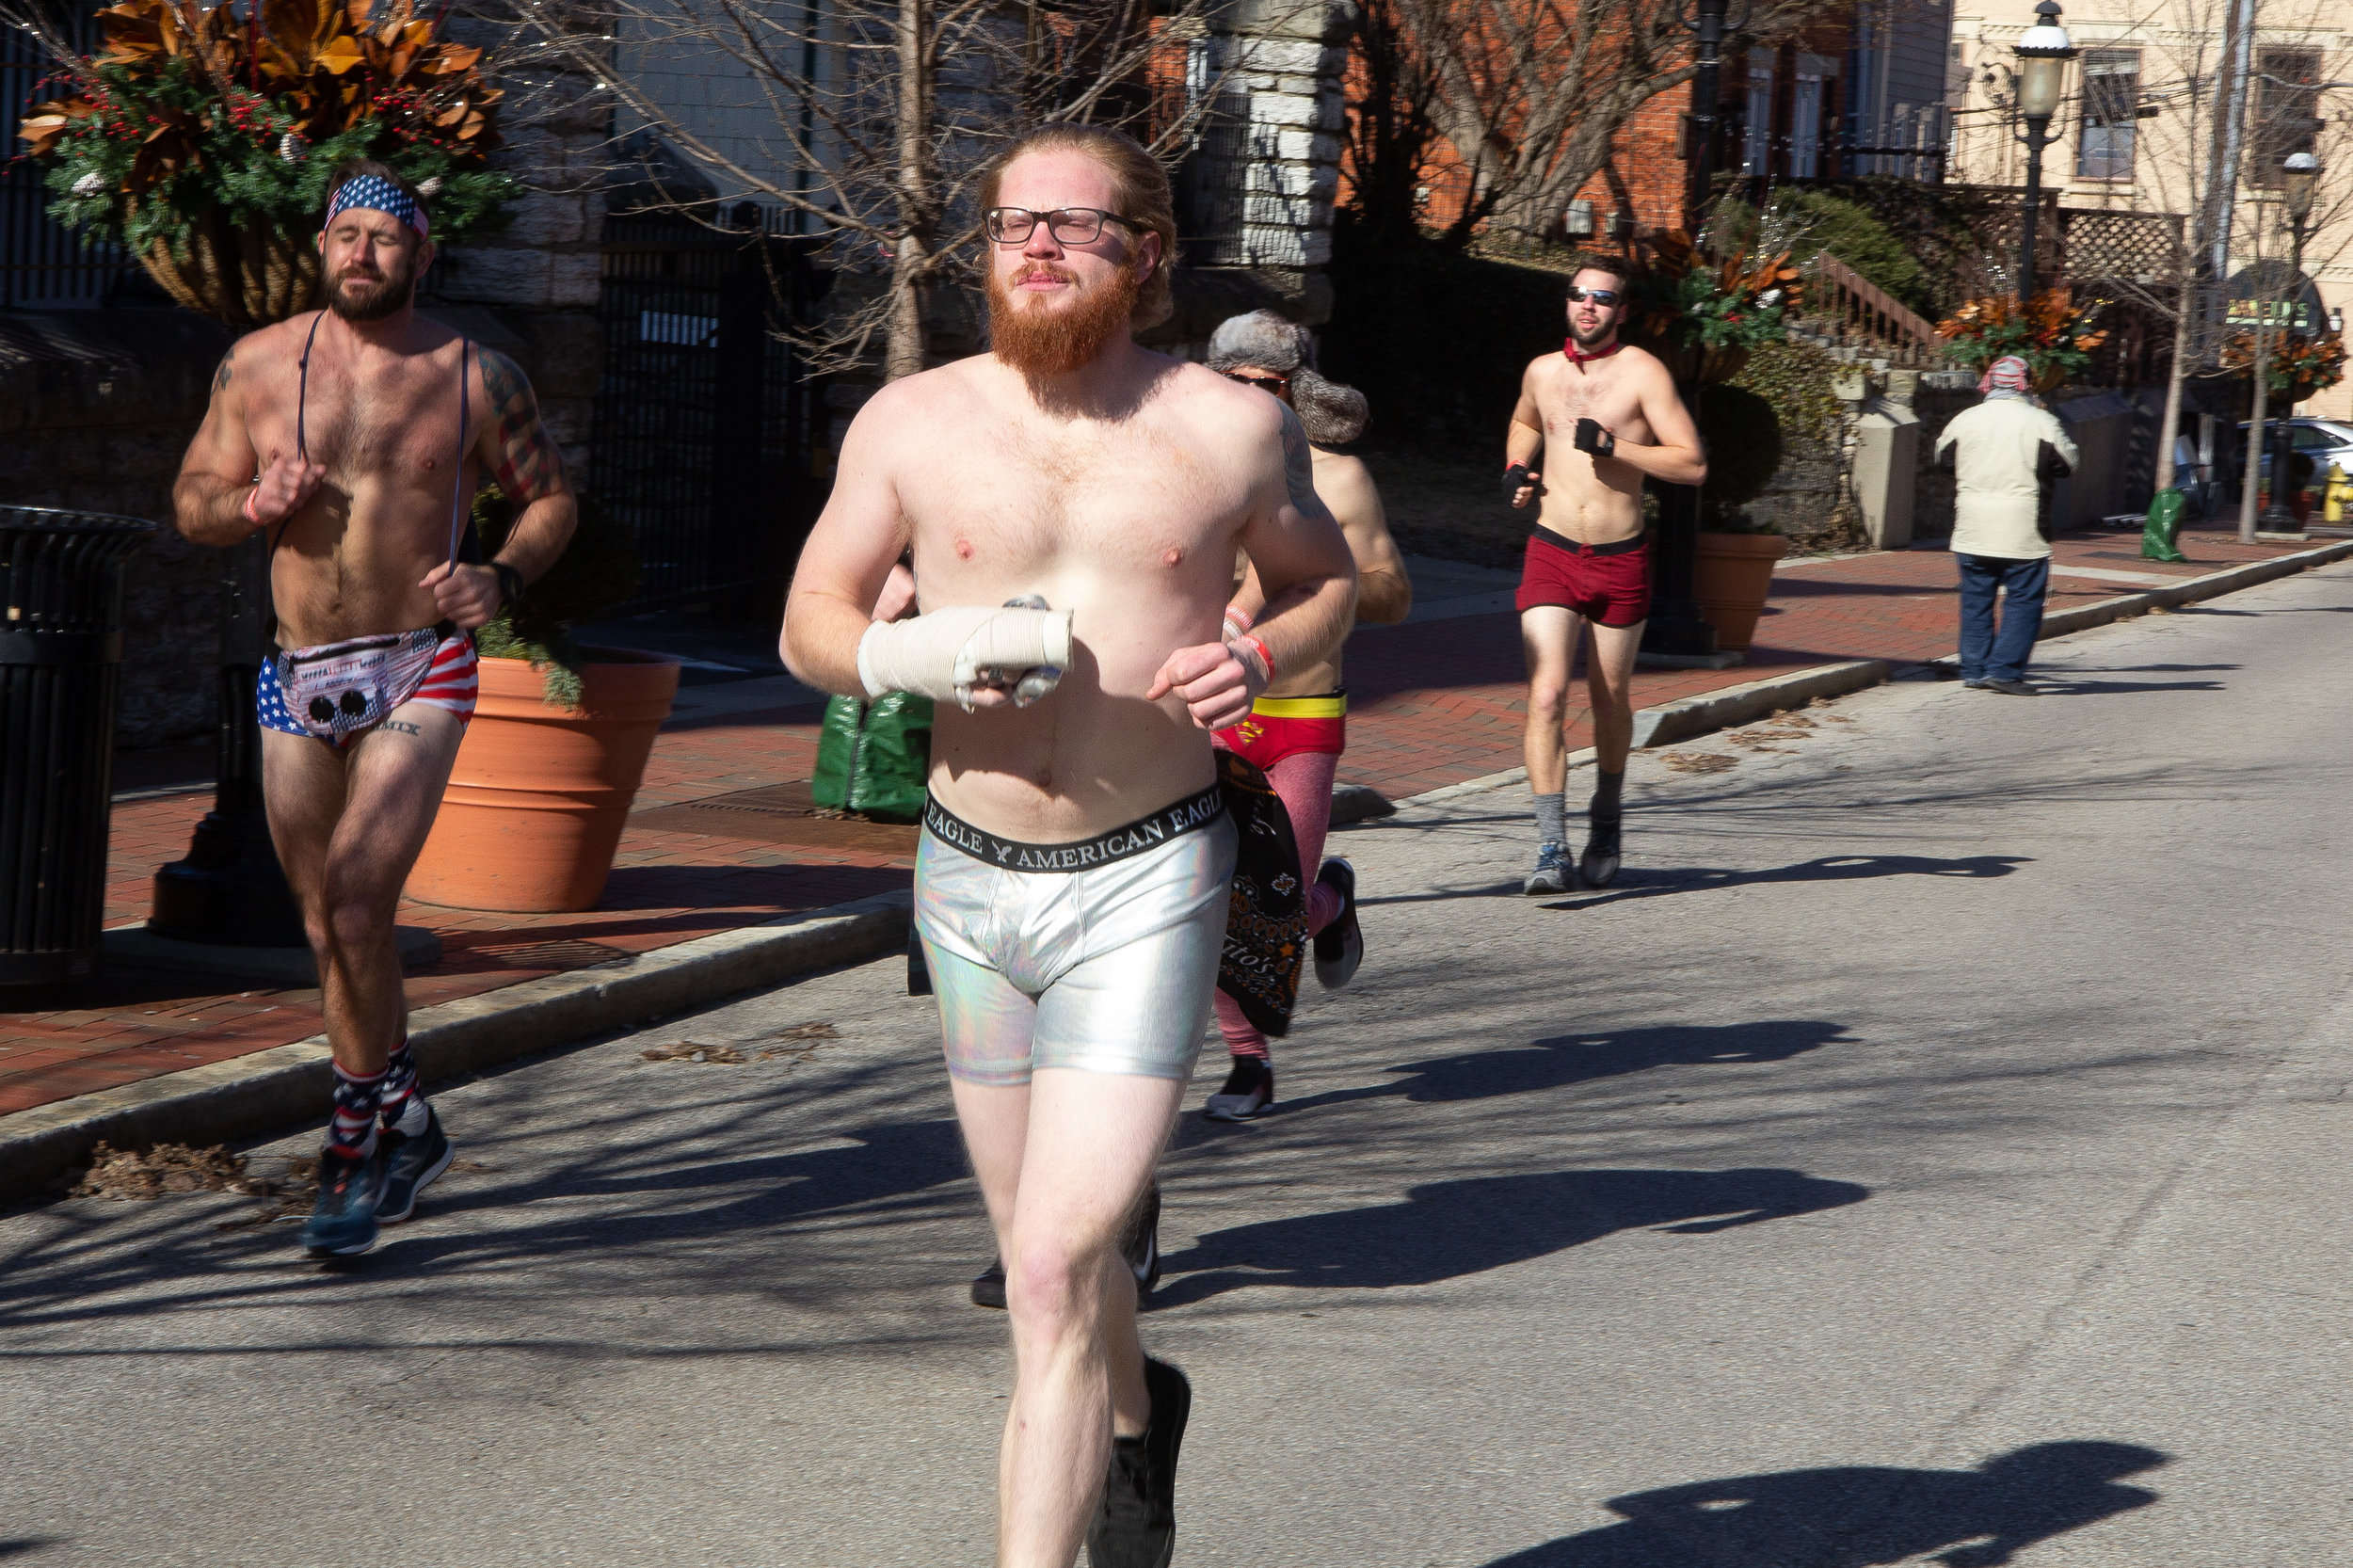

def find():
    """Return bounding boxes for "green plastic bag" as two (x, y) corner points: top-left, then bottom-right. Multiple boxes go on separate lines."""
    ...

(2140, 488), (2188, 563)
(812, 693), (934, 823)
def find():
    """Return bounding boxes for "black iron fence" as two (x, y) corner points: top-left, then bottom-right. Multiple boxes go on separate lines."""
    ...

(591, 206), (829, 616)
(2, 9), (137, 310)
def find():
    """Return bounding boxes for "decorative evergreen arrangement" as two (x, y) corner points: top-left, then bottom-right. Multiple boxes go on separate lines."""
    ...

(1620, 229), (1805, 386)
(1933, 290), (2109, 392)
(2219, 329), (2345, 406)
(16, 0), (512, 323)
(470, 488), (643, 710)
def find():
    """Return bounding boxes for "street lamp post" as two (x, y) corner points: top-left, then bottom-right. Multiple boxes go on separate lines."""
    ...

(2012, 0), (2075, 299)
(1681, 0), (1730, 230)
(2259, 152), (2322, 532)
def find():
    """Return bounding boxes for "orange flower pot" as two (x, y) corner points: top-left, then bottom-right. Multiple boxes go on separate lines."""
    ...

(1693, 531), (1788, 651)
(406, 648), (680, 913)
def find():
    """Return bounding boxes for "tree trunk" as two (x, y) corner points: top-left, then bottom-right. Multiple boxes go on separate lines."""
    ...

(886, 0), (936, 383)
(2238, 317), (2268, 543)
(2153, 262), (2195, 493)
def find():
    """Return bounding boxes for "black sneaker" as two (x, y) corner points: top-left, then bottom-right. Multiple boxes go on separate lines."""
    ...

(1203, 1055), (1274, 1122)
(301, 1144), (390, 1257)
(971, 1256), (1006, 1310)
(377, 1104), (455, 1224)
(1981, 678), (2040, 696)
(1579, 810), (1623, 889)
(1119, 1180), (1162, 1298)
(1311, 857), (1363, 989)
(1087, 1357), (1192, 1568)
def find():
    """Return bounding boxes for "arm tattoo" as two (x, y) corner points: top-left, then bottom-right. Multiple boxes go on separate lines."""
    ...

(212, 345), (233, 394)
(480, 349), (567, 504)
(1278, 406), (1329, 521)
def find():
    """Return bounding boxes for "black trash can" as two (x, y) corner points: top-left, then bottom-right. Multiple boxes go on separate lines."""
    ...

(1, 506), (155, 986)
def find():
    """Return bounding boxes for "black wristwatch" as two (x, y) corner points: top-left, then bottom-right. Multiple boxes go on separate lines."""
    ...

(492, 561), (525, 611)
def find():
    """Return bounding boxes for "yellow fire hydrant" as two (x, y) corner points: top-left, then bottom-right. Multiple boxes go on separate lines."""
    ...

(2327, 462), (2350, 525)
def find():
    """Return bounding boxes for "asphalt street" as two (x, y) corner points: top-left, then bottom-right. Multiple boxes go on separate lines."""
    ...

(6, 561), (2353, 1567)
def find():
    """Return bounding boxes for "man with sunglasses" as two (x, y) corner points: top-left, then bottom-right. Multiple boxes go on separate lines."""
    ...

(782, 123), (1356, 1568)
(1505, 261), (1706, 894)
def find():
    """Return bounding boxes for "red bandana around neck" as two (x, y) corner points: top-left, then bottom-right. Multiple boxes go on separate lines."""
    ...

(1563, 338), (1623, 365)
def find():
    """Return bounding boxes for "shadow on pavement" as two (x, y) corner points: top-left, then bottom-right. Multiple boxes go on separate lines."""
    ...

(1549, 854), (2028, 910)
(1481, 1441), (2167, 1567)
(1274, 1020), (1849, 1114)
(1151, 1166), (1868, 1305)
(0, 1544), (62, 1560)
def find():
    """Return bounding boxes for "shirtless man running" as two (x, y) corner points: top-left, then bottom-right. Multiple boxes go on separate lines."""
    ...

(173, 161), (576, 1256)
(782, 124), (1354, 1568)
(1203, 309), (1412, 1121)
(1505, 260), (1705, 894)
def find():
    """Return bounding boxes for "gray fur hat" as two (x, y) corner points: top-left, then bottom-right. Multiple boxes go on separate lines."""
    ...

(1205, 309), (1369, 447)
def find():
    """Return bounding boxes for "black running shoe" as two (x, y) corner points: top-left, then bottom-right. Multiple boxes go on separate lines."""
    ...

(376, 1104), (454, 1224)
(1203, 1056), (1274, 1122)
(1087, 1357), (1193, 1568)
(301, 1144), (390, 1257)
(1119, 1180), (1162, 1298)
(1312, 857), (1363, 989)
(971, 1256), (1006, 1310)
(1579, 810), (1623, 889)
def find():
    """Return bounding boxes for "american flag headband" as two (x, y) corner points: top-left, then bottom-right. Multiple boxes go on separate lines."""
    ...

(324, 175), (430, 239)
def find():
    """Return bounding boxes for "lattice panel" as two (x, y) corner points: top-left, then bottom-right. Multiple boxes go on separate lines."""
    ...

(2061, 211), (2185, 286)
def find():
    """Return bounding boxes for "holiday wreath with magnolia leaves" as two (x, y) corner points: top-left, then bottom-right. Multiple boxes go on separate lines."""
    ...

(17, 0), (515, 323)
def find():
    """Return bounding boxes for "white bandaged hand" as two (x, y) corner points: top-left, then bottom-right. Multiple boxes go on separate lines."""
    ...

(856, 602), (1075, 712)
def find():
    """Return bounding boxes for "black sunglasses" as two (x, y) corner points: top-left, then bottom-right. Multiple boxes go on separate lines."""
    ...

(1566, 285), (1624, 306)
(984, 207), (1144, 245)
(1221, 371), (1290, 393)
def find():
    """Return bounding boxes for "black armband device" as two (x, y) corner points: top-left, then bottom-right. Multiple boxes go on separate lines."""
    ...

(1573, 418), (1614, 458)
(492, 561), (525, 611)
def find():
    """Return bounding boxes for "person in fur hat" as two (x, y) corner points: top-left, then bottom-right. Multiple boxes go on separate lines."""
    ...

(1199, 309), (1414, 1120)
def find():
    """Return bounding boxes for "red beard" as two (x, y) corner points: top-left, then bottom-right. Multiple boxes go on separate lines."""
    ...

(986, 261), (1139, 376)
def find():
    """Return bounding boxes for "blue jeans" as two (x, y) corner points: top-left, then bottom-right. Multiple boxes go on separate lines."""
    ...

(1956, 554), (2049, 683)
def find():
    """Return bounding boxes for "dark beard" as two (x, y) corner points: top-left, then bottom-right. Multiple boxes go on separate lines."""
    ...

(1569, 318), (1618, 351)
(328, 257), (417, 323)
(986, 262), (1138, 377)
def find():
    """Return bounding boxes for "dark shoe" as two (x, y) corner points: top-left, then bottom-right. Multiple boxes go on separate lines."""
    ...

(1523, 841), (1572, 896)
(1203, 1056), (1274, 1122)
(1088, 1357), (1193, 1568)
(970, 1256), (1006, 1310)
(1981, 678), (2040, 696)
(1961, 678), (1987, 689)
(1579, 810), (1622, 889)
(1311, 857), (1363, 989)
(301, 1144), (389, 1257)
(376, 1104), (454, 1224)
(1119, 1180), (1163, 1298)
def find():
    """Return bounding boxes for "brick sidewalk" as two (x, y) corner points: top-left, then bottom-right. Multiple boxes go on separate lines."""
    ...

(0, 523), (2303, 1120)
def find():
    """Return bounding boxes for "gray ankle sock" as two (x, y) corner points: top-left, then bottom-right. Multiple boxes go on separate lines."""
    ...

(1533, 792), (1565, 846)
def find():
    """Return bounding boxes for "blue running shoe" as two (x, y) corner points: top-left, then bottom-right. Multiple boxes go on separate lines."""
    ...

(377, 1104), (454, 1224)
(1523, 840), (1573, 896)
(301, 1144), (389, 1256)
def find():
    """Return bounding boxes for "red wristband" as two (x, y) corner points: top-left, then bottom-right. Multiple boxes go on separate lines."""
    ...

(1238, 633), (1273, 684)
(242, 485), (264, 525)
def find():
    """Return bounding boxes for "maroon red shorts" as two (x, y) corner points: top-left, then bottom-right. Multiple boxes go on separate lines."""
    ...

(1513, 526), (1652, 627)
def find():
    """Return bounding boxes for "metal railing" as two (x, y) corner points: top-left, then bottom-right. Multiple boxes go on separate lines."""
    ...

(2, 10), (137, 310)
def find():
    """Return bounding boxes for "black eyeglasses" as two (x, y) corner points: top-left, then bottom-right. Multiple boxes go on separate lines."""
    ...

(984, 207), (1144, 245)
(1566, 285), (1624, 306)
(1221, 371), (1289, 393)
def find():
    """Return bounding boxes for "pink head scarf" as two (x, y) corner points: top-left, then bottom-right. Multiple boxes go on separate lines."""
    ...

(1980, 356), (2032, 397)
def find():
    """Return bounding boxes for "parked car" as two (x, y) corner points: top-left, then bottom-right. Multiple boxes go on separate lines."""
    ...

(2239, 417), (2353, 485)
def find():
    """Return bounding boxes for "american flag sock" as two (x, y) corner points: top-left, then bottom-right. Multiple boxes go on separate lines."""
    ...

(328, 1063), (387, 1159)
(377, 1037), (430, 1137)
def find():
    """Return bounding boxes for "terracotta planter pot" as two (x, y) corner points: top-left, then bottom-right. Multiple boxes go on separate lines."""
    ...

(406, 648), (681, 913)
(1693, 531), (1788, 651)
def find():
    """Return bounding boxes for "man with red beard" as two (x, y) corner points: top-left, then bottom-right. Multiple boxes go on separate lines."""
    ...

(783, 123), (1356, 1567)
(173, 160), (576, 1257)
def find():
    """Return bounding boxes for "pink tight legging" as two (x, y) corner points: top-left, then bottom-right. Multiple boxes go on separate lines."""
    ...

(1213, 747), (1343, 1062)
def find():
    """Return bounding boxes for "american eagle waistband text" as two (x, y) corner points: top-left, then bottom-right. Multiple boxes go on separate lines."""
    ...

(924, 785), (1226, 872)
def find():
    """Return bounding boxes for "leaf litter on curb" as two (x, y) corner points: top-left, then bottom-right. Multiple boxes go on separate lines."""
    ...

(642, 1022), (837, 1065)
(1660, 752), (1738, 774)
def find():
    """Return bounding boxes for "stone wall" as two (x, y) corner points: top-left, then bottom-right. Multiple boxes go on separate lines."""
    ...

(1907, 375), (1978, 540)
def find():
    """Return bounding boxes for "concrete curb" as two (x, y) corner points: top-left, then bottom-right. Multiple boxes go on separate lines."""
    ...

(0, 890), (910, 1206)
(1926, 537), (2353, 673)
(1629, 660), (1894, 747)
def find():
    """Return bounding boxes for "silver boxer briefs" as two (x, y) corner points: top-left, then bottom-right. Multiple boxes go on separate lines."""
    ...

(914, 786), (1238, 1087)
